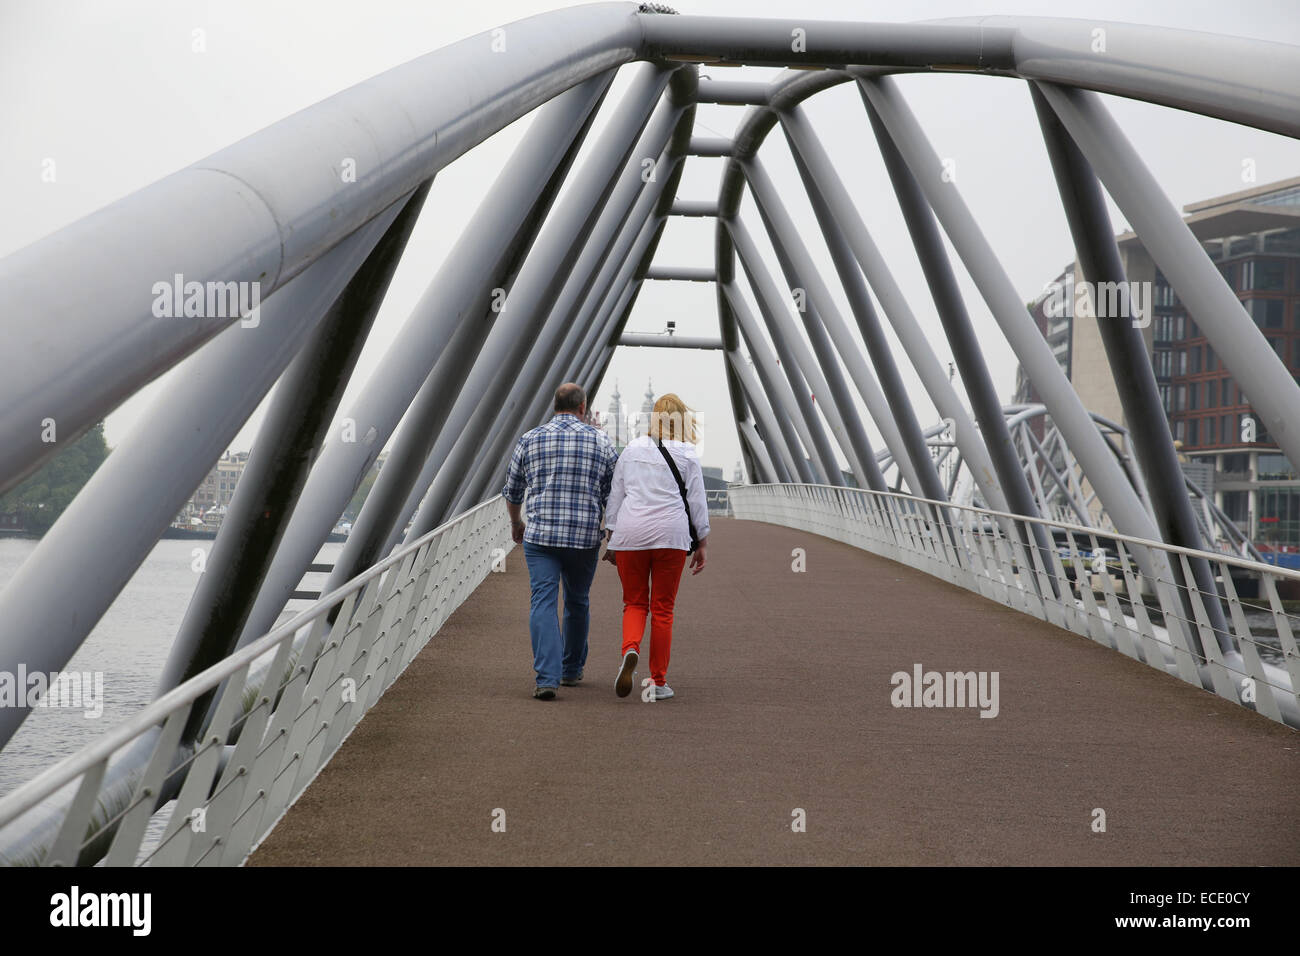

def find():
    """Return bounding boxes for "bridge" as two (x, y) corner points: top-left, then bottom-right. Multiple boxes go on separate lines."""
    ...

(0, 4), (1297, 867)
(245, 517), (1298, 867)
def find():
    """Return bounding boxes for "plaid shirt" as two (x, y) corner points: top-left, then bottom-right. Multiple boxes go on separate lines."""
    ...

(502, 413), (618, 549)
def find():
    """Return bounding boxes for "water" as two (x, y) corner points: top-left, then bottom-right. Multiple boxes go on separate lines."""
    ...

(0, 538), (344, 799)
(1238, 610), (1291, 667)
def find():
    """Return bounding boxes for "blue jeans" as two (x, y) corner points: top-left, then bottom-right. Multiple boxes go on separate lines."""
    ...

(522, 541), (600, 688)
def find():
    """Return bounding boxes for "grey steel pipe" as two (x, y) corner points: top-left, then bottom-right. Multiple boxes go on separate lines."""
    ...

(323, 73), (616, 587)
(1029, 82), (1234, 655)
(725, 347), (797, 482)
(232, 62), (677, 652)
(722, 281), (821, 484)
(401, 377), (510, 540)
(860, 82), (1043, 528)
(927, 15), (1300, 137)
(160, 183), (431, 739)
(696, 79), (770, 105)
(457, 105), (698, 512)
(688, 136), (733, 157)
(0, 2), (647, 494)
(861, 75), (1181, 553)
(216, 72), (614, 649)
(779, 114), (948, 504)
(386, 243), (638, 557)
(435, 77), (688, 520)
(859, 80), (1055, 586)
(558, 144), (692, 388)
(440, 74), (694, 516)
(0, 202), (407, 749)
(618, 333), (723, 349)
(712, 68), (1010, 513)
(670, 199), (718, 217)
(641, 13), (1300, 135)
(776, 96), (1007, 511)
(582, 247), (656, 393)
(579, 220), (669, 398)
(862, 75), (1213, 632)
(744, 155), (900, 494)
(736, 418), (780, 483)
(403, 67), (685, 530)
(576, 227), (661, 388)
(718, 284), (763, 483)
(645, 265), (716, 281)
(1035, 80), (1300, 491)
(728, 217), (851, 486)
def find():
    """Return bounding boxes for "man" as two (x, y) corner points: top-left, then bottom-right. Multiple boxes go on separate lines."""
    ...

(503, 383), (618, 700)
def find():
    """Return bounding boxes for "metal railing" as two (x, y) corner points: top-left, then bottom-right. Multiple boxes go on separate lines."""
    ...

(0, 497), (511, 866)
(706, 488), (732, 516)
(731, 483), (1300, 729)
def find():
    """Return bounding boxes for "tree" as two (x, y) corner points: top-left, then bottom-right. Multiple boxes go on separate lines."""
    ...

(0, 423), (111, 534)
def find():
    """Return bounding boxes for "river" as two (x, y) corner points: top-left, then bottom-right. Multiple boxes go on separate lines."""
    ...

(0, 538), (344, 799)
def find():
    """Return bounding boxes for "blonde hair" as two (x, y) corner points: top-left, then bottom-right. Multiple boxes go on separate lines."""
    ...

(648, 393), (699, 444)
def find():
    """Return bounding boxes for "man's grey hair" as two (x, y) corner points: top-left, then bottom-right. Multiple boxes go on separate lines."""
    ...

(554, 382), (586, 413)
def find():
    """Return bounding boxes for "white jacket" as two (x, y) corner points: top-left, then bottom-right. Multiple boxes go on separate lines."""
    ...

(605, 436), (711, 551)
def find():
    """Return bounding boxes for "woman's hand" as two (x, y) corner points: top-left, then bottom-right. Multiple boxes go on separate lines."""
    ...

(601, 548), (617, 565)
(689, 543), (707, 575)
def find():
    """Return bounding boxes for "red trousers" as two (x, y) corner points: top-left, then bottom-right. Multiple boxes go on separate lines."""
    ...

(614, 548), (687, 686)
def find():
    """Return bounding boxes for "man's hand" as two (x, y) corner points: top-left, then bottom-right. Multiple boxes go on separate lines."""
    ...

(506, 500), (525, 544)
(689, 543), (707, 575)
(601, 548), (617, 565)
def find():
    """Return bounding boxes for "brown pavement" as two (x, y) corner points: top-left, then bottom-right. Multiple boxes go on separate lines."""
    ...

(249, 517), (1300, 866)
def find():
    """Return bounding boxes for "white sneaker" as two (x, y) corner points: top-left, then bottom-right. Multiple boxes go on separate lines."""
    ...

(615, 650), (638, 698)
(653, 684), (674, 700)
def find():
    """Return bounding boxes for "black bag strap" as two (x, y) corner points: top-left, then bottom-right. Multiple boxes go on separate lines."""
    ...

(656, 436), (699, 553)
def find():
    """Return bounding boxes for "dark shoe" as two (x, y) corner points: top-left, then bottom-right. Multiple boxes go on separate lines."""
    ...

(534, 686), (557, 700)
(614, 650), (638, 698)
(560, 672), (583, 687)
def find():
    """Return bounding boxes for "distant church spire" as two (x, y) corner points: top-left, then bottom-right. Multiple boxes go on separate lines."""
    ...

(603, 380), (625, 447)
(637, 379), (656, 436)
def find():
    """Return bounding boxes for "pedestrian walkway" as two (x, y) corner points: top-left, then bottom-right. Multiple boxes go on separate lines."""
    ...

(250, 518), (1300, 866)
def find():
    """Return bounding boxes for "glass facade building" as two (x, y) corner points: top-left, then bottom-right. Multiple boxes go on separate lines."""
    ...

(1023, 177), (1300, 549)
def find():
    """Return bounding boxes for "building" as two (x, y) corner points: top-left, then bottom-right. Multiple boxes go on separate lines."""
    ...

(635, 380), (655, 437)
(188, 451), (251, 516)
(1020, 176), (1300, 549)
(1016, 263), (1076, 445)
(1023, 263), (1075, 385)
(601, 381), (628, 449)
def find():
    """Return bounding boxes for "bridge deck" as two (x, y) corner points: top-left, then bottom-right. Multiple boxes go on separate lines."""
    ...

(250, 518), (1299, 866)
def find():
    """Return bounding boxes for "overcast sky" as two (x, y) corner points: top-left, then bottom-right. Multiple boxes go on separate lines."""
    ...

(4, 0), (1300, 479)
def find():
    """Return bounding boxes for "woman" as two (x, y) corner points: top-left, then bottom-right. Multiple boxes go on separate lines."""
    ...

(602, 393), (710, 700)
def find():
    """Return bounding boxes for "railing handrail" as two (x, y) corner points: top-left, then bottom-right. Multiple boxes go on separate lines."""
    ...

(739, 482), (1300, 583)
(0, 495), (506, 830)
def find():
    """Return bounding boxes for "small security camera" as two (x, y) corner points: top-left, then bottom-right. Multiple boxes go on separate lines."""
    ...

(666, 320), (676, 335)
